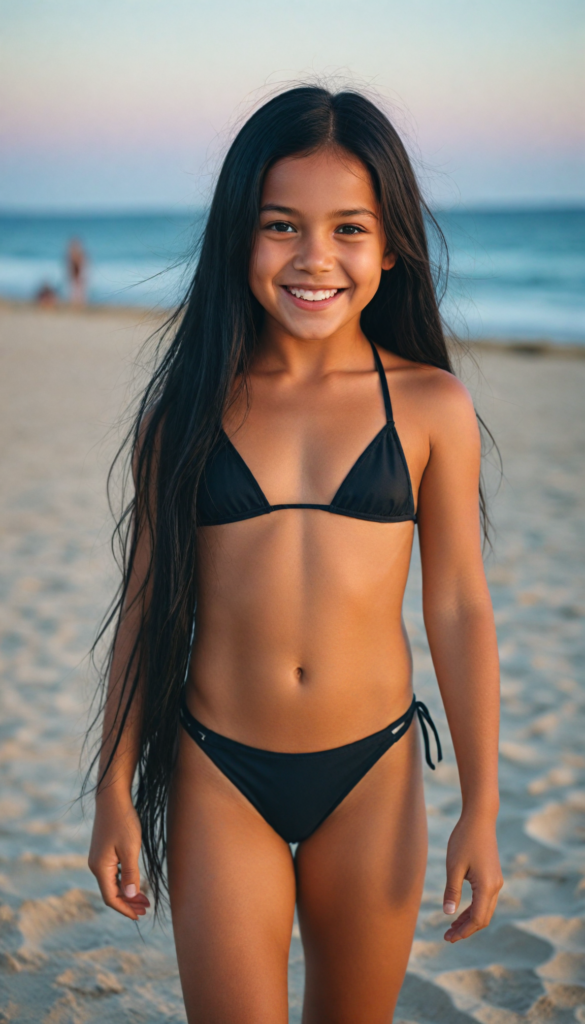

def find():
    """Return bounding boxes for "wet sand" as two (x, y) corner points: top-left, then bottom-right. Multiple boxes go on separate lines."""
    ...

(0, 305), (583, 1022)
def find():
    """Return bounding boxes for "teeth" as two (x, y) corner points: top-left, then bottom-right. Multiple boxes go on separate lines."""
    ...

(288, 288), (338, 301)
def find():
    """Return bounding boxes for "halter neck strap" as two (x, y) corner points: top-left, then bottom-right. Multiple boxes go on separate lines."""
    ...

(369, 341), (393, 424)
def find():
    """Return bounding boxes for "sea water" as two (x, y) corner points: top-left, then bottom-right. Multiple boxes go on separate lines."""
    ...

(0, 208), (583, 343)
(436, 208), (585, 344)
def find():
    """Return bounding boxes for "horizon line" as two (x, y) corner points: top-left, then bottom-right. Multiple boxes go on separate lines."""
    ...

(0, 201), (584, 218)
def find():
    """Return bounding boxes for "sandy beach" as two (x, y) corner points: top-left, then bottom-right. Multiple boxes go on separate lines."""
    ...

(0, 304), (584, 1023)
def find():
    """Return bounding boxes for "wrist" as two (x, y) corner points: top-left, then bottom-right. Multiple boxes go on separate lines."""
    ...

(95, 781), (134, 808)
(460, 794), (500, 822)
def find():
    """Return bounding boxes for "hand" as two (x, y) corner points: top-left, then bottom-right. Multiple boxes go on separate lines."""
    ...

(88, 790), (151, 922)
(442, 810), (503, 942)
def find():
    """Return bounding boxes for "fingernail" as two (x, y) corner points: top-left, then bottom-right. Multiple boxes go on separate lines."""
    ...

(443, 901), (456, 914)
(124, 883), (137, 898)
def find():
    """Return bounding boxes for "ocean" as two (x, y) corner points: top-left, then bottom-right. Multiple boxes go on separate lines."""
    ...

(0, 208), (583, 343)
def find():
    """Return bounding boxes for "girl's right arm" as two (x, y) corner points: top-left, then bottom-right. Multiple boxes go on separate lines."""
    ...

(88, 433), (155, 921)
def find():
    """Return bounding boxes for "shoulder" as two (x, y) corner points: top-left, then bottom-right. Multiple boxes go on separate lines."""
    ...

(379, 349), (478, 445)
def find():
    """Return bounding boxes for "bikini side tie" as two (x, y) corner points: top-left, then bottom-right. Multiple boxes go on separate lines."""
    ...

(413, 697), (443, 770)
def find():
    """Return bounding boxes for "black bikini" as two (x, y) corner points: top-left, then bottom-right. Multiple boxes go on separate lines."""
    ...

(197, 341), (416, 526)
(182, 341), (442, 843)
(180, 695), (441, 844)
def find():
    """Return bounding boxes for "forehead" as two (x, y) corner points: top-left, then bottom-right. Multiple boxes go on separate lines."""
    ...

(261, 148), (377, 212)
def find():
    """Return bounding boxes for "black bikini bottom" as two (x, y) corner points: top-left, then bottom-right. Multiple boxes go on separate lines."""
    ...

(179, 694), (442, 844)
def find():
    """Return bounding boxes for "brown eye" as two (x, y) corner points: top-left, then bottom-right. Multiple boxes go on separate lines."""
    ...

(266, 222), (296, 233)
(336, 224), (365, 235)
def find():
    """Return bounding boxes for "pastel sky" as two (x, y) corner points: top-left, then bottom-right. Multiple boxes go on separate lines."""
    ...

(1, 0), (583, 209)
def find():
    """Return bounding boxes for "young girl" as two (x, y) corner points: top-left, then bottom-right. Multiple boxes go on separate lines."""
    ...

(87, 86), (502, 1023)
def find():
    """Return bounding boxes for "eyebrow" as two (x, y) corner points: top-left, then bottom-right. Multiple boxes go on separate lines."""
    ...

(333, 208), (378, 219)
(260, 204), (378, 219)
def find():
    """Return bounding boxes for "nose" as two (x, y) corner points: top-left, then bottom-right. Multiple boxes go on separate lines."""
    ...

(291, 229), (335, 276)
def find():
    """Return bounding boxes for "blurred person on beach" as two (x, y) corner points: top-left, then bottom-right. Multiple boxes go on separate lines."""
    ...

(34, 282), (58, 307)
(67, 238), (87, 305)
(86, 86), (503, 1022)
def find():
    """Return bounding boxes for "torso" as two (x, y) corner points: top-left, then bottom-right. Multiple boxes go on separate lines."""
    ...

(186, 344), (438, 751)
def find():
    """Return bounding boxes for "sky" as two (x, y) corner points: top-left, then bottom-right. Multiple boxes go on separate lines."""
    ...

(0, 0), (583, 210)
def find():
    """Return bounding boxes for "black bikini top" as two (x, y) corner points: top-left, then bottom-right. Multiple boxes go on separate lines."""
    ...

(197, 341), (416, 526)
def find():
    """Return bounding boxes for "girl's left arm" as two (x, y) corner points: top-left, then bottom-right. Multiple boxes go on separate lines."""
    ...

(416, 372), (503, 943)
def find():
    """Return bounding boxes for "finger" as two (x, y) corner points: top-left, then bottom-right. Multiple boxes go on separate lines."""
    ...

(444, 885), (500, 942)
(121, 894), (149, 915)
(119, 892), (149, 914)
(118, 847), (149, 912)
(119, 845), (141, 899)
(482, 890), (500, 929)
(443, 860), (466, 916)
(93, 859), (142, 921)
(466, 873), (503, 934)
(468, 881), (493, 932)
(124, 892), (150, 906)
(444, 904), (472, 942)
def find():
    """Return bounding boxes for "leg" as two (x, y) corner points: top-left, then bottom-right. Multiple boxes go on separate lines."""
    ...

(167, 728), (296, 1024)
(296, 722), (428, 1024)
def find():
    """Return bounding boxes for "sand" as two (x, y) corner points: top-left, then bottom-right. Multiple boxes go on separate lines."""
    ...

(0, 304), (583, 1023)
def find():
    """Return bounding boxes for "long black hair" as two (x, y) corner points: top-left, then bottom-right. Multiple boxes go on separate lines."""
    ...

(84, 85), (493, 912)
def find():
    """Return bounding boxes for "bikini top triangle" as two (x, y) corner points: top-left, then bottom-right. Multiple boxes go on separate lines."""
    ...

(197, 341), (416, 526)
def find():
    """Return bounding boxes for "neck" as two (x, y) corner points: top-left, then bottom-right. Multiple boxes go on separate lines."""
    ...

(254, 315), (374, 379)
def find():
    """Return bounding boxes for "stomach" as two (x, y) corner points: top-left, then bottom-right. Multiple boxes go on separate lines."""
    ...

(187, 510), (416, 751)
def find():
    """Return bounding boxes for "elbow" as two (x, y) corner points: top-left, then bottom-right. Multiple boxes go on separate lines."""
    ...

(422, 583), (494, 633)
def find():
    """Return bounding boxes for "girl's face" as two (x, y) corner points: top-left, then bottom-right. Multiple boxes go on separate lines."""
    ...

(250, 147), (396, 343)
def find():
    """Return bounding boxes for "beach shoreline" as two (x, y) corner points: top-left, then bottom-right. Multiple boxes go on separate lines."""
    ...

(0, 305), (583, 1023)
(1, 297), (584, 356)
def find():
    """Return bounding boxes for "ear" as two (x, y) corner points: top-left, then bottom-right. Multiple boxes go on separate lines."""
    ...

(382, 251), (397, 271)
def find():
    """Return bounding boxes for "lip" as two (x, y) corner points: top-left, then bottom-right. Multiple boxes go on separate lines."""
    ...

(281, 285), (346, 311)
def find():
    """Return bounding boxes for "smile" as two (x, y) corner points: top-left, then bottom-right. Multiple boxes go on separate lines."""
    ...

(287, 287), (339, 301)
(282, 285), (346, 309)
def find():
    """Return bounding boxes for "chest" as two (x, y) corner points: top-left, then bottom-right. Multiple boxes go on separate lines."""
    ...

(223, 374), (399, 505)
(196, 362), (427, 529)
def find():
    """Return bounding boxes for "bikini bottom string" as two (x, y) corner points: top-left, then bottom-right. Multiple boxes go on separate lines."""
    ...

(414, 699), (443, 770)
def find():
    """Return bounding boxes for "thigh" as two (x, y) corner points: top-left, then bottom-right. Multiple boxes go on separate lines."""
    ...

(167, 728), (296, 1024)
(295, 722), (428, 1024)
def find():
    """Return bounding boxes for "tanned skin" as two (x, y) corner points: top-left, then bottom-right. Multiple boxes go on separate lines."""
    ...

(89, 148), (502, 1023)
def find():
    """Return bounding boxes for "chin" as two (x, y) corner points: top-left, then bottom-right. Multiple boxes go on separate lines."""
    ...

(279, 313), (343, 339)
(291, 324), (341, 341)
